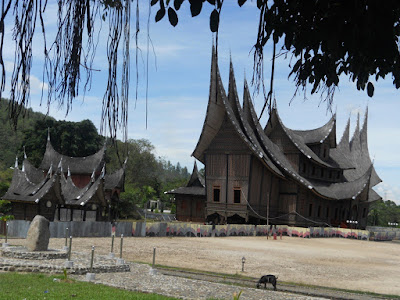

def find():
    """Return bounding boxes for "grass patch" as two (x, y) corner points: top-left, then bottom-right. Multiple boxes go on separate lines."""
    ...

(0, 272), (178, 300)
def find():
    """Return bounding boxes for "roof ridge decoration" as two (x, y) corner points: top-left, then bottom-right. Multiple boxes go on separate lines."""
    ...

(14, 156), (18, 170)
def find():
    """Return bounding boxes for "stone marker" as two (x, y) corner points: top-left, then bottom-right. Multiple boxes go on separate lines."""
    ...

(26, 215), (50, 251)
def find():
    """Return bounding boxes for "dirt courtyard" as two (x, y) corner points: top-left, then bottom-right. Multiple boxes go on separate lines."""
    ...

(10, 236), (400, 296)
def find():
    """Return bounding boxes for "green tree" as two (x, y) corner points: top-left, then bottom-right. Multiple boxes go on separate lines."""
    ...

(21, 119), (103, 167)
(154, 0), (400, 112)
(367, 200), (400, 227)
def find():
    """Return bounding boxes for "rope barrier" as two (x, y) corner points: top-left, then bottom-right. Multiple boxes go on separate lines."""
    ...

(241, 190), (333, 227)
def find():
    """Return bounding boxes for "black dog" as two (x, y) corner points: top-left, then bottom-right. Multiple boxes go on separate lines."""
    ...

(256, 274), (278, 290)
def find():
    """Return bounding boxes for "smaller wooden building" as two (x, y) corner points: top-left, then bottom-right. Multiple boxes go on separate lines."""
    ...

(2, 133), (126, 222)
(167, 162), (206, 222)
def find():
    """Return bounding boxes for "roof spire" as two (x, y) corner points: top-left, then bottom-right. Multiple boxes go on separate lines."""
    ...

(47, 127), (50, 141)
(47, 163), (53, 177)
(100, 164), (105, 178)
(91, 168), (95, 182)
(58, 158), (63, 173)
(272, 96), (277, 110)
(67, 166), (71, 177)
(23, 146), (27, 159)
(22, 161), (25, 172)
(14, 156), (19, 169)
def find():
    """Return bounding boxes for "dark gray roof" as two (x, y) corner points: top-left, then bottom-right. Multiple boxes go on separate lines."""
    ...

(187, 161), (205, 188)
(292, 114), (336, 147)
(267, 107), (345, 169)
(167, 161), (206, 196)
(39, 139), (105, 174)
(368, 189), (382, 203)
(60, 172), (106, 206)
(329, 118), (356, 169)
(2, 168), (58, 203)
(104, 167), (125, 191)
(167, 186), (205, 196)
(22, 159), (45, 184)
(3, 140), (124, 206)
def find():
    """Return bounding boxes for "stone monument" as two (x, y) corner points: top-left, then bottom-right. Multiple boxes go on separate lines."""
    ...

(26, 215), (50, 251)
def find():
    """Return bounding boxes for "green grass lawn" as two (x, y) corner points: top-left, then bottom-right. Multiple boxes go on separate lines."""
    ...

(0, 272), (178, 300)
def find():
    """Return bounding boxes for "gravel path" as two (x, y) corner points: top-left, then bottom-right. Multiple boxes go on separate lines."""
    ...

(72, 262), (328, 300)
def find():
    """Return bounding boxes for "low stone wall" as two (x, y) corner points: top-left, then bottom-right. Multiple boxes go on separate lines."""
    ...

(366, 226), (400, 241)
(2, 219), (374, 240)
(4, 220), (132, 238)
(132, 222), (370, 240)
(0, 251), (130, 274)
(1, 247), (68, 260)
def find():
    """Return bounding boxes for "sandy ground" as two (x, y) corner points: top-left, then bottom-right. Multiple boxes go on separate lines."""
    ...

(8, 236), (400, 296)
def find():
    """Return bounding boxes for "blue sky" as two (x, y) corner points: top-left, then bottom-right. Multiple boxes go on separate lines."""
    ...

(2, 2), (399, 204)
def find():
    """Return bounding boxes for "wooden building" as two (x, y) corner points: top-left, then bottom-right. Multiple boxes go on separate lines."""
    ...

(191, 48), (381, 229)
(2, 133), (125, 222)
(167, 162), (206, 222)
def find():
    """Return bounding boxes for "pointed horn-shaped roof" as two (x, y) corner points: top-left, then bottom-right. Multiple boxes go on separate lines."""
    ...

(350, 112), (360, 151)
(40, 137), (105, 174)
(228, 59), (243, 124)
(14, 156), (19, 169)
(192, 45), (227, 163)
(338, 116), (351, 151)
(187, 161), (205, 187)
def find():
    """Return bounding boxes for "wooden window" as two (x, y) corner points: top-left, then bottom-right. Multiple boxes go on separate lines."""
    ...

(302, 162), (306, 173)
(317, 205), (321, 217)
(308, 204), (313, 217)
(326, 207), (330, 218)
(334, 208), (338, 219)
(312, 166), (316, 175)
(329, 171), (332, 179)
(234, 188), (241, 204)
(336, 171), (341, 179)
(323, 148), (327, 158)
(213, 187), (220, 202)
(321, 169), (324, 177)
(362, 208), (367, 218)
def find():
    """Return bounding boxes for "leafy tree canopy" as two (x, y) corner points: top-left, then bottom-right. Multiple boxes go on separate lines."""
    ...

(367, 200), (400, 227)
(154, 0), (400, 112)
(2, 0), (400, 136)
(21, 119), (104, 167)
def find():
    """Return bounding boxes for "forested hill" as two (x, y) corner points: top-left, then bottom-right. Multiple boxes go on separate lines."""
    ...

(0, 98), (54, 169)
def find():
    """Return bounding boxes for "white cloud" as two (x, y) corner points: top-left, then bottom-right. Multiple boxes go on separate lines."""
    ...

(374, 183), (400, 205)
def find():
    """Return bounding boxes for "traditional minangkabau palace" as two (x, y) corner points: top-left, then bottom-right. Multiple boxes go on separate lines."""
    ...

(168, 48), (381, 229)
